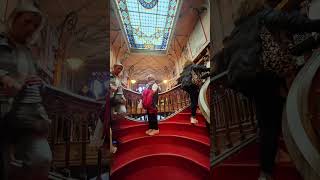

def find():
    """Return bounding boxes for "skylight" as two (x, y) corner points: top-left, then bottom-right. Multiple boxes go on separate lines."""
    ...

(114, 0), (180, 52)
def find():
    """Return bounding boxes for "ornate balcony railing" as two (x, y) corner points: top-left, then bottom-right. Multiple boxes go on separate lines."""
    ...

(42, 85), (109, 179)
(210, 71), (258, 167)
(123, 84), (190, 120)
(283, 51), (320, 180)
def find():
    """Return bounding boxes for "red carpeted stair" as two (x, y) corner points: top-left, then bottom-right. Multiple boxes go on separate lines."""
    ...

(110, 108), (210, 180)
(210, 139), (303, 180)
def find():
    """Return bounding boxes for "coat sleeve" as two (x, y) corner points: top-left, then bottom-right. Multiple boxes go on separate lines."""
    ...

(262, 8), (320, 33)
(193, 64), (210, 72)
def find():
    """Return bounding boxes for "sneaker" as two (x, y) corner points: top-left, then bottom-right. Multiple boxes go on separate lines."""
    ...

(190, 117), (198, 124)
(148, 129), (160, 136)
(145, 129), (152, 135)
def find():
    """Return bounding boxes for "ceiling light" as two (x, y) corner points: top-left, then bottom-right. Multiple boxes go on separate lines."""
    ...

(67, 58), (84, 70)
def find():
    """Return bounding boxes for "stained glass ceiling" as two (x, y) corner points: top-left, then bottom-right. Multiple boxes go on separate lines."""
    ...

(114, 0), (180, 52)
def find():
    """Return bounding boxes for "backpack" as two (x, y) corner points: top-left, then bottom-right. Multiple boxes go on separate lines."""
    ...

(142, 87), (154, 109)
(191, 70), (203, 87)
(180, 65), (199, 90)
(226, 12), (266, 95)
(180, 75), (192, 90)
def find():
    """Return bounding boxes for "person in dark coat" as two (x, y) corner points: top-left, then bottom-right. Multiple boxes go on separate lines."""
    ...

(178, 61), (210, 124)
(229, 0), (320, 179)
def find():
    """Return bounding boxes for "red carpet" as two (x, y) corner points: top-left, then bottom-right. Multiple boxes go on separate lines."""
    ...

(210, 140), (303, 180)
(110, 108), (210, 180)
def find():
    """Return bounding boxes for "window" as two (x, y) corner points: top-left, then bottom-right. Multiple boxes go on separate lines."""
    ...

(114, 0), (180, 52)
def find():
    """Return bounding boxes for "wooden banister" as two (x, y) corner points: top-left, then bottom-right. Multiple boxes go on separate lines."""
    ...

(122, 84), (190, 120)
(199, 78), (210, 123)
(209, 71), (257, 167)
(42, 85), (107, 178)
(283, 51), (320, 180)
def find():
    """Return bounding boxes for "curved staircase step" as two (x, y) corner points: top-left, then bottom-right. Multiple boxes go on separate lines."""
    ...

(113, 119), (207, 131)
(111, 136), (209, 173)
(211, 142), (302, 180)
(114, 123), (209, 144)
(111, 155), (209, 180)
(211, 163), (302, 180)
(111, 108), (209, 179)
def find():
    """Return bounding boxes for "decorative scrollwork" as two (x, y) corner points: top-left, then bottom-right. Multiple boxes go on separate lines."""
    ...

(58, 11), (78, 35)
(64, 11), (78, 32)
(138, 0), (158, 9)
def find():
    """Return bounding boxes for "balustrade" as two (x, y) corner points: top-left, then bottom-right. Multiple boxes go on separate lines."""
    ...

(123, 85), (190, 120)
(283, 51), (320, 180)
(209, 72), (257, 166)
(42, 85), (108, 179)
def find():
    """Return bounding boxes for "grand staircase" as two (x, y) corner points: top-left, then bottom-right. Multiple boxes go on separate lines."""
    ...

(110, 108), (210, 180)
(207, 70), (304, 179)
(210, 137), (302, 179)
(209, 52), (320, 179)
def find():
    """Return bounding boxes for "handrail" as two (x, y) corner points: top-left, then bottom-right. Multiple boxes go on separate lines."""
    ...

(122, 84), (190, 120)
(42, 85), (106, 178)
(44, 85), (103, 106)
(283, 51), (320, 180)
(209, 71), (257, 167)
(48, 172), (78, 180)
(122, 84), (182, 95)
(199, 78), (210, 124)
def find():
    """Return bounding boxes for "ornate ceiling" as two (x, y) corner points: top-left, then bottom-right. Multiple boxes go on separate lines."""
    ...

(3, 0), (208, 82)
(113, 0), (180, 53)
(39, 0), (109, 72)
(111, 0), (208, 81)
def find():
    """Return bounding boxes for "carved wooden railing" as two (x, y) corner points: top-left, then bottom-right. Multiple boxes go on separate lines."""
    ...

(48, 171), (78, 180)
(123, 84), (190, 120)
(42, 85), (108, 179)
(210, 71), (258, 167)
(283, 51), (320, 180)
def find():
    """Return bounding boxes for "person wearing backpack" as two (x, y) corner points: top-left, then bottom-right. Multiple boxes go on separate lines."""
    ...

(178, 61), (210, 124)
(143, 74), (160, 136)
(226, 0), (320, 179)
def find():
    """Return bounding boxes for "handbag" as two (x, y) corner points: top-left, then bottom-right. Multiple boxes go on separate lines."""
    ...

(191, 70), (203, 87)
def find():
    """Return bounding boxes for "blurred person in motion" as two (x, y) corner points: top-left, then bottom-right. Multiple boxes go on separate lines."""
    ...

(226, 0), (320, 179)
(0, 1), (52, 180)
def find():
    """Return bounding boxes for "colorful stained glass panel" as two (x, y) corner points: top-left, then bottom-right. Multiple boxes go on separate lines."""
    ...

(115, 0), (179, 51)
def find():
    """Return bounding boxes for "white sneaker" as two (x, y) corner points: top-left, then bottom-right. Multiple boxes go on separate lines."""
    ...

(148, 129), (160, 136)
(145, 129), (152, 135)
(190, 117), (198, 124)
